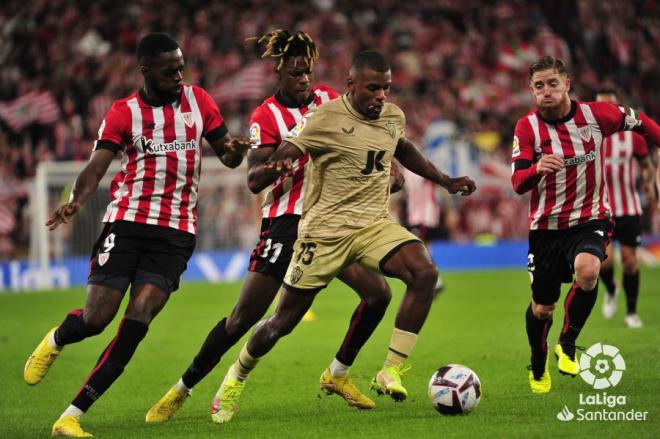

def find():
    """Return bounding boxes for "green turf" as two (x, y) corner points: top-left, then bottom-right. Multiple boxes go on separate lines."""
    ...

(1, 268), (659, 438)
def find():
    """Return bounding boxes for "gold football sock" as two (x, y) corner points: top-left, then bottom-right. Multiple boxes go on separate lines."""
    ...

(233, 344), (260, 381)
(383, 327), (417, 368)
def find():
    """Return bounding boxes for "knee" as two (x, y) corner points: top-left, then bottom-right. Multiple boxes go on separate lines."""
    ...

(532, 303), (555, 320)
(574, 260), (600, 291)
(408, 264), (438, 292)
(258, 317), (293, 344)
(621, 255), (638, 274)
(364, 284), (392, 310)
(225, 310), (256, 337)
(82, 310), (111, 335)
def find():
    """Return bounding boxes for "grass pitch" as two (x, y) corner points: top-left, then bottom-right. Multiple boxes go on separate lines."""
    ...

(1, 268), (659, 438)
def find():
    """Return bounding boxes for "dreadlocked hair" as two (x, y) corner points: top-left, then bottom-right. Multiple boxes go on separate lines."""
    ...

(249, 29), (319, 71)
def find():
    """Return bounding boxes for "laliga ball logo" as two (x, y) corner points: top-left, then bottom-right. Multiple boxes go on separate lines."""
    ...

(579, 343), (625, 389)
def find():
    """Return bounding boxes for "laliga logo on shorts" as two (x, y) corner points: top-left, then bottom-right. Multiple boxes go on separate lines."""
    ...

(579, 343), (625, 389)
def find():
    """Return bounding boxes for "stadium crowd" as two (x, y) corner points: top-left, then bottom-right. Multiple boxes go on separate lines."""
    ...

(0, 0), (658, 258)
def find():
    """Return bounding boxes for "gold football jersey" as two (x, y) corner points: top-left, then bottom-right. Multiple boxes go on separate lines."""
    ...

(285, 95), (406, 238)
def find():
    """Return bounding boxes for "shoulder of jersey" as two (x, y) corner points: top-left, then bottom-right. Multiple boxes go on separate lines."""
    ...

(312, 84), (339, 96)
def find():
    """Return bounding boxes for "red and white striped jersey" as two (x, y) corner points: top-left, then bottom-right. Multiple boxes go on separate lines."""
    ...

(94, 85), (227, 234)
(249, 85), (338, 218)
(404, 168), (440, 228)
(512, 100), (647, 230)
(603, 131), (648, 217)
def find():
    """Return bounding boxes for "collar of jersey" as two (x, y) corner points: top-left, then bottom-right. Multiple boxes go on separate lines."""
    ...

(537, 100), (577, 125)
(342, 94), (374, 121)
(139, 87), (181, 107)
(274, 90), (315, 108)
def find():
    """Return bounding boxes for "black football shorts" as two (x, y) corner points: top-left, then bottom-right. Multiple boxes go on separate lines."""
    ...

(612, 215), (642, 247)
(88, 220), (196, 293)
(527, 219), (613, 305)
(248, 214), (299, 282)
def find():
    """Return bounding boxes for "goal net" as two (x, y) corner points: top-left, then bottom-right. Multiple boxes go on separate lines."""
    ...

(30, 156), (259, 285)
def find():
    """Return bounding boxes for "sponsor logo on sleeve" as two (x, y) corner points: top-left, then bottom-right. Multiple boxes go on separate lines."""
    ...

(512, 135), (521, 157)
(250, 123), (261, 146)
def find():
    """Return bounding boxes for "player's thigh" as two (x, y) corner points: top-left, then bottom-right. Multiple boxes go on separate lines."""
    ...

(283, 235), (354, 293)
(354, 221), (423, 278)
(566, 220), (613, 273)
(337, 263), (391, 305)
(248, 215), (298, 282)
(88, 221), (141, 295)
(613, 216), (641, 248)
(528, 230), (565, 306)
(135, 224), (196, 294)
(269, 285), (318, 332)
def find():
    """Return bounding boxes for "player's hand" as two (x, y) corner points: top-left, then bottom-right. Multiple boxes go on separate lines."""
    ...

(263, 158), (294, 178)
(447, 176), (476, 196)
(46, 202), (80, 231)
(225, 136), (251, 156)
(536, 154), (564, 175)
(390, 164), (405, 193)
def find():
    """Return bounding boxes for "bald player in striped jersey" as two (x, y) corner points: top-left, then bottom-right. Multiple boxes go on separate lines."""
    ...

(146, 31), (395, 424)
(511, 56), (660, 394)
(596, 88), (656, 329)
(23, 33), (250, 437)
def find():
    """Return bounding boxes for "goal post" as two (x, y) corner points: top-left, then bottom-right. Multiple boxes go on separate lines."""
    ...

(30, 158), (257, 289)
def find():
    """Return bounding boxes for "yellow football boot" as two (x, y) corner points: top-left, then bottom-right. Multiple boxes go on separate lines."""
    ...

(528, 355), (551, 394)
(210, 371), (245, 424)
(52, 415), (92, 438)
(24, 327), (61, 385)
(370, 364), (411, 402)
(145, 385), (191, 422)
(555, 343), (580, 377)
(320, 368), (375, 409)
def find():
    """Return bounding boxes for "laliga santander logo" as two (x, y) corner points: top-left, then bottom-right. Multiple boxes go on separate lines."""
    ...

(579, 343), (626, 389)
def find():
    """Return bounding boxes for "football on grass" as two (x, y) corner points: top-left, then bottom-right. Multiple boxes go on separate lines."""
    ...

(428, 364), (482, 415)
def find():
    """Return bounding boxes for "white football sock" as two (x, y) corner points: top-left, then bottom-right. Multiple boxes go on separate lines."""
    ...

(60, 405), (83, 419)
(329, 358), (349, 377)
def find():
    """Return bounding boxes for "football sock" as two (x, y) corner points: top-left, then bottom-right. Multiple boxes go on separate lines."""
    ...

(335, 300), (386, 367)
(525, 303), (552, 354)
(181, 318), (239, 388)
(383, 327), (417, 369)
(329, 358), (350, 377)
(60, 405), (84, 419)
(54, 309), (95, 346)
(559, 282), (597, 358)
(71, 318), (148, 412)
(175, 378), (191, 394)
(599, 266), (616, 296)
(233, 344), (260, 382)
(525, 304), (552, 379)
(622, 271), (639, 315)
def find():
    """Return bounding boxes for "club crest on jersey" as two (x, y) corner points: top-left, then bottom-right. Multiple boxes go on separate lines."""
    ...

(385, 121), (396, 140)
(578, 126), (592, 142)
(290, 266), (303, 285)
(182, 112), (195, 128)
(98, 252), (110, 266)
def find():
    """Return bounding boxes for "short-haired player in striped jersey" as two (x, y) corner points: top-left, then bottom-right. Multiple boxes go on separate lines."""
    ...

(23, 33), (250, 437)
(596, 88), (656, 329)
(511, 56), (660, 394)
(146, 30), (395, 424)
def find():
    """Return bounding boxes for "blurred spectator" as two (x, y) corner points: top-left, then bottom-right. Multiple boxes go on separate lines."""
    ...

(0, 0), (658, 257)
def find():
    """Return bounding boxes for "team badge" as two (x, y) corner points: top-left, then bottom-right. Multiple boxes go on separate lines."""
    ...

(385, 121), (396, 140)
(98, 252), (110, 266)
(578, 126), (592, 142)
(290, 266), (303, 285)
(250, 123), (261, 146)
(182, 112), (195, 128)
(512, 136), (520, 157)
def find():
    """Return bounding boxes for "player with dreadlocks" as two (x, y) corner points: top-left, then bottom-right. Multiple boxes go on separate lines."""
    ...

(146, 30), (397, 424)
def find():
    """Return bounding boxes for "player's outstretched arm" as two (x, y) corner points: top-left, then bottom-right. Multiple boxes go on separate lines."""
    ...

(46, 148), (115, 231)
(394, 137), (476, 195)
(210, 133), (251, 168)
(246, 141), (302, 194)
